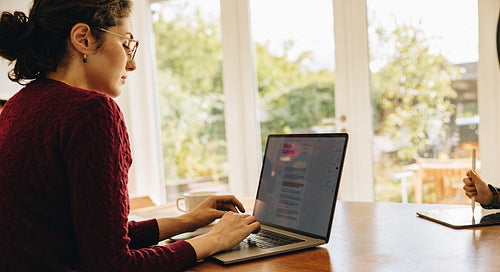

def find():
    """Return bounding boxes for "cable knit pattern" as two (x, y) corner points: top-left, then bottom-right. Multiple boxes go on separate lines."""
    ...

(0, 79), (196, 271)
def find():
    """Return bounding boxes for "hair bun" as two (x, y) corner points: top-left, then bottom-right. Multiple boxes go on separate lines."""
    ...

(0, 11), (29, 62)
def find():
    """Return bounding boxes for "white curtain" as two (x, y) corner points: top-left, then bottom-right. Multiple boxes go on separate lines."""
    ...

(116, 0), (166, 204)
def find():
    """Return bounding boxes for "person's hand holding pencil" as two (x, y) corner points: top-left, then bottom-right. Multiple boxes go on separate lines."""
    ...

(463, 149), (494, 207)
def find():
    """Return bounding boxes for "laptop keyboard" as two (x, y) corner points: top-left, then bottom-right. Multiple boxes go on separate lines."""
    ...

(244, 229), (304, 249)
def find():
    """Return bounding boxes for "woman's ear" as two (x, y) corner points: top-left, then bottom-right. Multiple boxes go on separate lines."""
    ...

(69, 23), (95, 55)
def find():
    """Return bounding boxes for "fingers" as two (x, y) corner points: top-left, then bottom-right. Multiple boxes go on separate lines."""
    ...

(463, 169), (477, 189)
(224, 212), (260, 233)
(464, 169), (482, 186)
(204, 212), (262, 253)
(226, 212), (251, 220)
(251, 221), (261, 234)
(222, 212), (254, 224)
(463, 184), (477, 199)
(240, 213), (260, 232)
(463, 177), (474, 187)
(463, 183), (476, 193)
(466, 169), (479, 179)
(463, 170), (478, 199)
(464, 190), (476, 199)
(215, 195), (246, 213)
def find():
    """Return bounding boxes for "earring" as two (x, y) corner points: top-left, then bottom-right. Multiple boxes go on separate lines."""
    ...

(83, 54), (87, 64)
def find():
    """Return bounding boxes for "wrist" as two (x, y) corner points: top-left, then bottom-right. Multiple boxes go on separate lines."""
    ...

(187, 232), (221, 260)
(178, 213), (199, 232)
(480, 184), (498, 208)
(156, 215), (198, 240)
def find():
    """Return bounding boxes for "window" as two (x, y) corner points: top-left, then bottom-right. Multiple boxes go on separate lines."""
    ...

(133, 0), (498, 204)
(249, 0), (337, 148)
(367, 0), (479, 203)
(151, 0), (229, 201)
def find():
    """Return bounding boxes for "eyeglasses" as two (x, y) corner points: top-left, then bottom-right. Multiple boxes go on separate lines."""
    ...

(97, 27), (139, 60)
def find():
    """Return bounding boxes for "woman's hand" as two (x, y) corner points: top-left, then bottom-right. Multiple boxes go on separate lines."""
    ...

(182, 195), (246, 231)
(156, 195), (247, 241)
(463, 170), (494, 206)
(186, 212), (261, 259)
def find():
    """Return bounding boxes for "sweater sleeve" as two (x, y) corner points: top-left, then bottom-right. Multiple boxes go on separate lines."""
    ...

(127, 220), (159, 249)
(63, 95), (197, 271)
(481, 184), (500, 209)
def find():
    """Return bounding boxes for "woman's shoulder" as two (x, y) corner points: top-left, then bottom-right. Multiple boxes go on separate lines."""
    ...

(25, 78), (122, 115)
(3, 78), (126, 132)
(32, 78), (114, 101)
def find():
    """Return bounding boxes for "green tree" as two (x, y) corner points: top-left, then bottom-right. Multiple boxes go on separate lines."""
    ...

(256, 42), (336, 145)
(371, 24), (461, 161)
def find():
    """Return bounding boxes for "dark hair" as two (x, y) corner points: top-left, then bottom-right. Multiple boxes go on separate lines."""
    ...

(0, 0), (133, 85)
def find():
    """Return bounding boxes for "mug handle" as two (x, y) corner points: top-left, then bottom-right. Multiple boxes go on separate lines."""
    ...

(176, 197), (186, 212)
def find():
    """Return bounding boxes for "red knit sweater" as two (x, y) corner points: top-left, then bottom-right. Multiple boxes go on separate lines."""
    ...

(0, 79), (197, 271)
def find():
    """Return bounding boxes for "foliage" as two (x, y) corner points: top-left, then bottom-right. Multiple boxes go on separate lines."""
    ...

(371, 24), (461, 162)
(154, 13), (226, 182)
(255, 42), (335, 145)
(153, 11), (335, 183)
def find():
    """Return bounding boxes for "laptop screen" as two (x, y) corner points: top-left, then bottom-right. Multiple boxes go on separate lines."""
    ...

(253, 133), (348, 239)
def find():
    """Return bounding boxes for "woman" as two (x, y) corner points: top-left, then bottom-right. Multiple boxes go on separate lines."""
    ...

(0, 0), (260, 271)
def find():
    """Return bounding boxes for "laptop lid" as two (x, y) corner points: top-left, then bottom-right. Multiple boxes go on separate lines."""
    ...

(252, 133), (348, 242)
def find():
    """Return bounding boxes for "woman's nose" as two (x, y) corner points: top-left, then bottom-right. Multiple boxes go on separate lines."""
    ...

(126, 59), (136, 71)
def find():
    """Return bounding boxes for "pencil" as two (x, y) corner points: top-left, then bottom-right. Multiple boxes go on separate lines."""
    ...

(471, 148), (476, 214)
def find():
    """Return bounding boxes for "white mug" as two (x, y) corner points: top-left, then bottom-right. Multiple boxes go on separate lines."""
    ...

(176, 191), (217, 212)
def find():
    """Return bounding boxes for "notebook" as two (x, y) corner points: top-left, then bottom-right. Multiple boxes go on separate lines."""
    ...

(210, 133), (348, 264)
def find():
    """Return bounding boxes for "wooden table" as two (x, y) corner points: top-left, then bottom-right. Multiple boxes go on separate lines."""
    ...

(131, 201), (500, 271)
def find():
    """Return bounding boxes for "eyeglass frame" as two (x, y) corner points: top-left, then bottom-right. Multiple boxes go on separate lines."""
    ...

(96, 27), (139, 60)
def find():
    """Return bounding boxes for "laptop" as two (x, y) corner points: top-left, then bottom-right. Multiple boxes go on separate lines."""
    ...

(210, 133), (348, 264)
